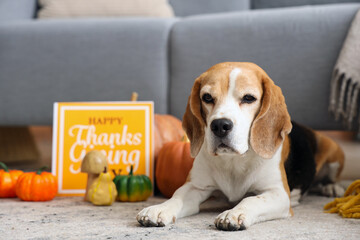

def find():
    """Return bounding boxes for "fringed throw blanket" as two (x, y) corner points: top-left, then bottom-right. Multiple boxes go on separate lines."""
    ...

(329, 10), (360, 132)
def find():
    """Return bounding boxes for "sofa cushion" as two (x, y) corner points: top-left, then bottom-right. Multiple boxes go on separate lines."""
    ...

(168, 0), (250, 17)
(37, 0), (174, 18)
(169, 4), (360, 130)
(0, 18), (177, 125)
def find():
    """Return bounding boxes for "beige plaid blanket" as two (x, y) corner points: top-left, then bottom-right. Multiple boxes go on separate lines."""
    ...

(329, 10), (360, 132)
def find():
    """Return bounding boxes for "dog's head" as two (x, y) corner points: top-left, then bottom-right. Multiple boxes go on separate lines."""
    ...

(183, 62), (292, 159)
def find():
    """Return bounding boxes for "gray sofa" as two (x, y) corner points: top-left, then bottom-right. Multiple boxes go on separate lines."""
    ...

(1, 0), (359, 130)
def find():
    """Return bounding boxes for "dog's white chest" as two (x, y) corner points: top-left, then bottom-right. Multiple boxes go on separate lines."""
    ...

(210, 156), (262, 202)
(192, 146), (284, 203)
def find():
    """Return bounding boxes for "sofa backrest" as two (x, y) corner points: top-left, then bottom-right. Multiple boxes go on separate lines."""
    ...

(252, 0), (360, 9)
(0, 18), (177, 125)
(169, 0), (250, 17)
(168, 0), (360, 17)
(3, 0), (359, 21)
(169, 4), (360, 130)
(0, 0), (37, 21)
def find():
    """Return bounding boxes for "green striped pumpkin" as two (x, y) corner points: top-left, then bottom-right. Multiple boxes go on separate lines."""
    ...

(113, 166), (152, 202)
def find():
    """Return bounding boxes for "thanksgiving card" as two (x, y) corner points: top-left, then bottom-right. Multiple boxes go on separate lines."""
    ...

(52, 102), (154, 196)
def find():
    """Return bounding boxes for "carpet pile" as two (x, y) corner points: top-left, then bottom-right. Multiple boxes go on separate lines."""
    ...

(1, 195), (359, 239)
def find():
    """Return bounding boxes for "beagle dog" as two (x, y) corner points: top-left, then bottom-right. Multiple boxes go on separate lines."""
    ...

(137, 62), (345, 231)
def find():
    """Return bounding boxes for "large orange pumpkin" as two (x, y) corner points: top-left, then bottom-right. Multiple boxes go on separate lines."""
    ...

(156, 138), (194, 198)
(16, 167), (58, 201)
(0, 162), (23, 198)
(154, 114), (184, 161)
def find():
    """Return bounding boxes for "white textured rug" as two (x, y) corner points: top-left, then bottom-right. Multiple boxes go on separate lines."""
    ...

(1, 195), (359, 240)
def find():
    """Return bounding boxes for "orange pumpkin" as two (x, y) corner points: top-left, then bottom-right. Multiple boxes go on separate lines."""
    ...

(0, 162), (23, 198)
(16, 167), (58, 201)
(154, 114), (184, 161)
(155, 137), (194, 198)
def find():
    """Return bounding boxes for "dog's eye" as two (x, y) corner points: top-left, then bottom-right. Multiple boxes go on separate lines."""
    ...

(242, 94), (256, 104)
(202, 93), (214, 104)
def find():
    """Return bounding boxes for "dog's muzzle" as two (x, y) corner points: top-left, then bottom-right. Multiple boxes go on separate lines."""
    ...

(210, 118), (240, 154)
(210, 118), (233, 138)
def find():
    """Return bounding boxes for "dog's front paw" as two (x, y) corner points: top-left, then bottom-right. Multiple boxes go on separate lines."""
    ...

(214, 209), (247, 231)
(137, 204), (176, 227)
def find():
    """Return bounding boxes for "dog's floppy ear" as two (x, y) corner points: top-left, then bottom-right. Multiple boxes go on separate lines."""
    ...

(182, 74), (206, 157)
(250, 75), (292, 159)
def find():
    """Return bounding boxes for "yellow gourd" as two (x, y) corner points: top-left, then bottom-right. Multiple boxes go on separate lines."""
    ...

(88, 170), (117, 206)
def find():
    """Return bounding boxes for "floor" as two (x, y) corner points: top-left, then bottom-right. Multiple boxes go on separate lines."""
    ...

(1, 195), (359, 240)
(1, 128), (359, 239)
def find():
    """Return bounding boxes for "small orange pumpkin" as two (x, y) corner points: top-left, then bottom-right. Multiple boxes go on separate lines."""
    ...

(0, 162), (23, 198)
(155, 136), (194, 198)
(154, 114), (184, 161)
(16, 167), (58, 201)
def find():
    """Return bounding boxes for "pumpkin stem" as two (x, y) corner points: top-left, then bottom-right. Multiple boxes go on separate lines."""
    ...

(103, 167), (107, 173)
(131, 92), (138, 101)
(112, 169), (117, 176)
(0, 162), (9, 172)
(36, 166), (48, 175)
(129, 165), (133, 176)
(182, 133), (190, 143)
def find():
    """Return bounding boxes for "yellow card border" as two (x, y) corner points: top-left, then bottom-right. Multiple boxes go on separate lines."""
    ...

(52, 102), (154, 196)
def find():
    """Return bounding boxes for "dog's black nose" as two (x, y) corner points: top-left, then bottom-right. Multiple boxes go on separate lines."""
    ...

(210, 118), (233, 138)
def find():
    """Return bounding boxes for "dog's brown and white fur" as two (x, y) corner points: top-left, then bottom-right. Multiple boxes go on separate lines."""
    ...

(137, 62), (345, 231)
